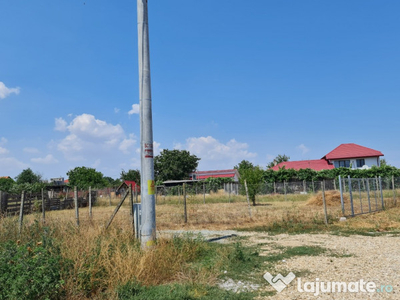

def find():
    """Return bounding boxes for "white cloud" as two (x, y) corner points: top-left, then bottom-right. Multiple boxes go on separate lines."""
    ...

(0, 147), (9, 155)
(0, 157), (28, 173)
(54, 117), (68, 132)
(179, 136), (257, 170)
(58, 134), (83, 153)
(57, 113), (132, 161)
(128, 104), (140, 115)
(31, 154), (59, 164)
(297, 144), (310, 155)
(23, 147), (40, 154)
(0, 137), (7, 146)
(68, 114), (124, 142)
(173, 142), (183, 150)
(119, 134), (137, 154)
(114, 108), (120, 113)
(0, 82), (20, 99)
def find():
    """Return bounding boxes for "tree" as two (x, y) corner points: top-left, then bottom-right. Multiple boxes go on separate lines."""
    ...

(267, 154), (290, 169)
(154, 149), (200, 182)
(234, 160), (254, 175)
(0, 177), (15, 193)
(380, 159), (389, 167)
(120, 169), (141, 185)
(15, 168), (42, 184)
(104, 176), (121, 188)
(66, 167), (106, 189)
(240, 166), (264, 206)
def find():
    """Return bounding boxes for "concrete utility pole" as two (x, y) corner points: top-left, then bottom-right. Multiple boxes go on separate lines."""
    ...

(137, 0), (156, 247)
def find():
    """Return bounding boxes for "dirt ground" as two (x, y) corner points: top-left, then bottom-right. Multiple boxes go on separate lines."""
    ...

(162, 229), (400, 300)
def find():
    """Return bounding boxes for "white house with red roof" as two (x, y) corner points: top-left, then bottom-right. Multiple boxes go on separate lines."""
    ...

(270, 143), (383, 171)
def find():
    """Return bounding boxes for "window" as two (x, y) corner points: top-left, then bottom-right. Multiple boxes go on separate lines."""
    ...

(356, 159), (365, 168)
(337, 160), (350, 168)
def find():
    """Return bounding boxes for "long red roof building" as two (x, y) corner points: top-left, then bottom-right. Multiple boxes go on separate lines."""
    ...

(270, 143), (383, 171)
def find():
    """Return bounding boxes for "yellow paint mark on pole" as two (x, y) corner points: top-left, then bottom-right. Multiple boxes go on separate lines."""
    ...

(148, 180), (155, 195)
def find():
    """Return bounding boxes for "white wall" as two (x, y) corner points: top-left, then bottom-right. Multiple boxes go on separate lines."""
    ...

(332, 157), (380, 169)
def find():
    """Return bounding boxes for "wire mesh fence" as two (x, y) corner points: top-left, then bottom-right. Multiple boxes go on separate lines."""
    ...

(151, 176), (400, 225)
(155, 179), (340, 199)
(338, 175), (398, 217)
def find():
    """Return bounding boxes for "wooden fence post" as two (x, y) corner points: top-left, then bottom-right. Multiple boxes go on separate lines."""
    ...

(129, 184), (133, 215)
(392, 175), (396, 206)
(348, 176), (355, 217)
(0, 191), (3, 215)
(19, 191), (25, 234)
(183, 183), (187, 223)
(74, 186), (80, 227)
(322, 180), (328, 225)
(379, 176), (384, 210)
(284, 181), (287, 201)
(228, 182), (231, 203)
(41, 188), (45, 223)
(105, 190), (130, 230)
(130, 184), (135, 235)
(203, 182), (206, 204)
(244, 180), (252, 218)
(89, 186), (92, 219)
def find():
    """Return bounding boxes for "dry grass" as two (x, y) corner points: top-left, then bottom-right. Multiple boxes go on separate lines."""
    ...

(306, 190), (347, 206)
(334, 205), (400, 231)
(0, 208), (224, 299)
(86, 191), (400, 231)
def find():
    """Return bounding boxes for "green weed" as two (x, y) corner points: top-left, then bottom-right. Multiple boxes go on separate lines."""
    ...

(117, 282), (255, 300)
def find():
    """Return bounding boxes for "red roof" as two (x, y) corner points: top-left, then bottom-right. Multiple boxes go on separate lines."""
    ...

(197, 174), (236, 179)
(324, 143), (383, 160)
(270, 159), (334, 171)
(124, 180), (139, 187)
(195, 169), (237, 175)
(192, 169), (239, 180)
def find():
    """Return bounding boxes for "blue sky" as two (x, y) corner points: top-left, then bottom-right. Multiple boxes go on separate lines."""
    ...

(1, 0), (399, 180)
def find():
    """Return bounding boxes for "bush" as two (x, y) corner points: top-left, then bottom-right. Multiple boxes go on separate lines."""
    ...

(0, 234), (65, 299)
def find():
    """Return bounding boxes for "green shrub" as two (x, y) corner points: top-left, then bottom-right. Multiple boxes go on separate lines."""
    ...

(0, 235), (65, 299)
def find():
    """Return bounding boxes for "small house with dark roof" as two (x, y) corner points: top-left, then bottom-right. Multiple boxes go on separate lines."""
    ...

(270, 143), (383, 171)
(116, 180), (140, 195)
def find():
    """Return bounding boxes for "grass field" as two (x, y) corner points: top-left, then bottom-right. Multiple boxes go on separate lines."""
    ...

(1, 191), (400, 299)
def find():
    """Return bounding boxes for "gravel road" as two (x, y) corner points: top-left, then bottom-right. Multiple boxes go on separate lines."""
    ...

(161, 230), (400, 299)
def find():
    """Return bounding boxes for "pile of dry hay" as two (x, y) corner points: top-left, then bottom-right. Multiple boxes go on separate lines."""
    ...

(306, 190), (347, 206)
